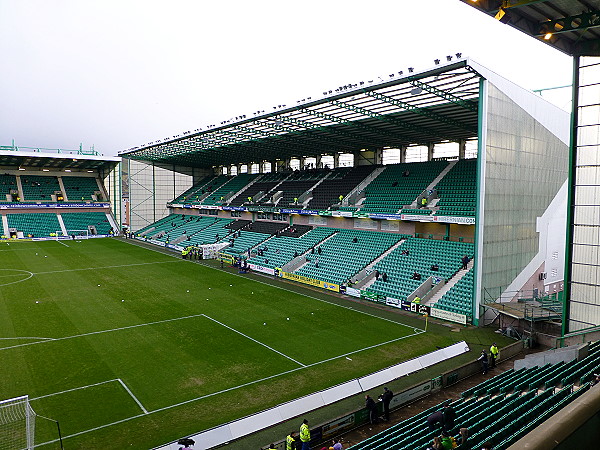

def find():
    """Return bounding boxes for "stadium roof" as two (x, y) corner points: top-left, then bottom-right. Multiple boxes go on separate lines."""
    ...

(120, 59), (482, 169)
(460, 0), (600, 56)
(0, 149), (121, 172)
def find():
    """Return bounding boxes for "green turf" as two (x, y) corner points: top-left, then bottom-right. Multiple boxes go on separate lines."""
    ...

(0, 238), (507, 449)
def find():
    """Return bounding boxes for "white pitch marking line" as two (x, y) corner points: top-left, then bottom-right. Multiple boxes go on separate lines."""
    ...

(0, 336), (55, 341)
(31, 259), (182, 276)
(34, 329), (424, 447)
(124, 239), (425, 333)
(202, 314), (306, 367)
(117, 378), (148, 414)
(55, 240), (70, 247)
(31, 379), (119, 401)
(0, 313), (207, 352)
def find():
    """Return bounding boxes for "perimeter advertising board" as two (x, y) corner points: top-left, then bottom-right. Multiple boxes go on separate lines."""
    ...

(279, 271), (339, 292)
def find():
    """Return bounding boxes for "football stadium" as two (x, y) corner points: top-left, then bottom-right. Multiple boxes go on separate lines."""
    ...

(2, 1), (600, 450)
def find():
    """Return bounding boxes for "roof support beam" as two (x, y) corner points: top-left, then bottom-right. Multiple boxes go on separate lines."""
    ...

(538, 10), (600, 37)
(363, 90), (477, 133)
(410, 79), (478, 112)
(299, 108), (410, 146)
(329, 99), (447, 143)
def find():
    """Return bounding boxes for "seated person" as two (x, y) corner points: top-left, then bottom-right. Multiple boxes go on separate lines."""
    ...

(411, 271), (422, 281)
(431, 263), (439, 271)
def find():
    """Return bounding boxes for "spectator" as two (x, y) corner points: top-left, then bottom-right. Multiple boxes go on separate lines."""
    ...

(456, 428), (470, 449)
(591, 373), (600, 386)
(317, 246), (322, 255)
(431, 263), (439, 271)
(411, 272), (422, 281)
(391, 181), (398, 187)
(426, 436), (444, 450)
(332, 439), (343, 450)
(421, 197), (428, 207)
(440, 431), (456, 450)
(478, 350), (489, 375)
(365, 395), (378, 424)
(489, 343), (499, 369)
(380, 387), (393, 421)
(480, 442), (494, 450)
(427, 410), (444, 431)
(413, 296), (421, 304)
(382, 273), (388, 282)
(285, 431), (297, 450)
(442, 400), (456, 432)
(299, 419), (310, 450)
(462, 255), (470, 270)
(352, 237), (358, 243)
(402, 170), (410, 177)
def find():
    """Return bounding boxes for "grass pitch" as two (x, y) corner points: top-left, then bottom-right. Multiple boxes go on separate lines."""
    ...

(0, 238), (492, 449)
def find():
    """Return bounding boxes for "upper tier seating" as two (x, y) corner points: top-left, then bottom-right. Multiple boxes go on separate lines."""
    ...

(360, 161), (447, 214)
(306, 165), (375, 210)
(6, 213), (61, 237)
(247, 227), (335, 270)
(229, 173), (288, 206)
(201, 173), (257, 206)
(61, 212), (112, 235)
(349, 342), (600, 450)
(434, 159), (477, 217)
(367, 238), (474, 301)
(294, 229), (403, 285)
(61, 177), (100, 201)
(20, 175), (61, 201)
(171, 176), (211, 204)
(172, 175), (229, 204)
(259, 170), (326, 207)
(0, 174), (18, 201)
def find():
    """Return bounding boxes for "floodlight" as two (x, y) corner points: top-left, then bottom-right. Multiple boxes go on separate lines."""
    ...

(544, 33), (552, 40)
(456, 53), (462, 58)
(398, 71), (403, 75)
(446, 55), (452, 61)
(434, 59), (440, 65)
(408, 68), (414, 73)
(389, 74), (394, 78)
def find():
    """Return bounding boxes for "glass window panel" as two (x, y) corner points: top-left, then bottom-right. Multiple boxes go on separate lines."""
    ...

(577, 125), (600, 146)
(579, 105), (600, 126)
(575, 186), (600, 205)
(573, 225), (600, 246)
(573, 205), (600, 225)
(575, 166), (600, 185)
(579, 60), (600, 85)
(576, 145), (600, 166)
(578, 84), (600, 106)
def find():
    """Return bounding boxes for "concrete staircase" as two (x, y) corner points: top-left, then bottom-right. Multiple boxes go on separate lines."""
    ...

(354, 239), (406, 289)
(425, 259), (474, 306)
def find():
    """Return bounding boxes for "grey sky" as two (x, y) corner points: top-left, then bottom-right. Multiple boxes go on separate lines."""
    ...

(0, 0), (572, 157)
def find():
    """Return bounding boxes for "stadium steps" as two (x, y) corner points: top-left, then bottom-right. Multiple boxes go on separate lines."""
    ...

(344, 166), (386, 209)
(409, 160), (457, 209)
(425, 259), (474, 306)
(225, 174), (264, 204)
(283, 230), (340, 272)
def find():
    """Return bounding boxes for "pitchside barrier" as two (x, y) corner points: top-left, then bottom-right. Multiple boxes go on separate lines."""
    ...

(155, 341), (470, 450)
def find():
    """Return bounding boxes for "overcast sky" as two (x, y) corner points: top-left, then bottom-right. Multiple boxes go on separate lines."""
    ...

(0, 0), (572, 157)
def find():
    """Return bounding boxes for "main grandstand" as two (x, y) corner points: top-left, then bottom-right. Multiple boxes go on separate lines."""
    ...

(122, 57), (569, 329)
(114, 58), (588, 449)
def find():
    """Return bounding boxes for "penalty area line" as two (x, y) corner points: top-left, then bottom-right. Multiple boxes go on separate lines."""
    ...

(117, 378), (148, 414)
(202, 314), (306, 367)
(35, 328), (423, 447)
(55, 240), (70, 247)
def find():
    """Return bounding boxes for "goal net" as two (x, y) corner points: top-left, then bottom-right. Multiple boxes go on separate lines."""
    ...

(0, 395), (36, 450)
(62, 229), (89, 240)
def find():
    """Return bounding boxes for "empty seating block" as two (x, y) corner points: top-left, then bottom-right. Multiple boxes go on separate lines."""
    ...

(61, 176), (100, 201)
(230, 172), (288, 206)
(434, 159), (477, 217)
(0, 174), (18, 201)
(434, 269), (474, 318)
(247, 227), (335, 269)
(7, 213), (61, 237)
(62, 212), (112, 235)
(368, 238), (474, 301)
(294, 229), (402, 285)
(201, 173), (257, 206)
(360, 161), (447, 214)
(306, 166), (374, 210)
(172, 175), (229, 204)
(20, 175), (61, 201)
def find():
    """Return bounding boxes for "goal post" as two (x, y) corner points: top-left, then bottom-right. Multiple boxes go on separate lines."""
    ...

(62, 229), (90, 239)
(0, 395), (36, 450)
